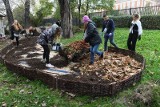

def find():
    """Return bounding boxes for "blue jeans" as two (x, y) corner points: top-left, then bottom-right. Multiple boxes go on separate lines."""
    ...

(90, 44), (103, 63)
(104, 33), (118, 51)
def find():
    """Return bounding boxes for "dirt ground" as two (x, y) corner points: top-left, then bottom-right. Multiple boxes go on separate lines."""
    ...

(0, 36), (144, 84)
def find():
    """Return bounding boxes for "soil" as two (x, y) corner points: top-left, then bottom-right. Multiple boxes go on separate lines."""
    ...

(1, 37), (68, 70)
(0, 36), (144, 85)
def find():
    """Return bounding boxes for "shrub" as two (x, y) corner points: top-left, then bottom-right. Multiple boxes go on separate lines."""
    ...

(111, 16), (132, 28)
(92, 16), (103, 27)
(72, 26), (83, 34)
(92, 15), (160, 30)
(140, 15), (160, 29)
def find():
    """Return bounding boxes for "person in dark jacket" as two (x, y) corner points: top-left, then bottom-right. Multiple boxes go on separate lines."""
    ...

(10, 20), (23, 46)
(83, 15), (103, 65)
(127, 14), (143, 51)
(102, 15), (118, 51)
(37, 23), (61, 68)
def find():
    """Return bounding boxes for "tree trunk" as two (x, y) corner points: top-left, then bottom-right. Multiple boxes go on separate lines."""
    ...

(24, 0), (30, 28)
(85, 0), (89, 15)
(78, 0), (81, 28)
(58, 0), (73, 38)
(2, 0), (14, 27)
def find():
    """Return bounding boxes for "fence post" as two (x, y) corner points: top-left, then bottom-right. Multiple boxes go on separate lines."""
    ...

(129, 8), (132, 15)
(88, 5), (160, 16)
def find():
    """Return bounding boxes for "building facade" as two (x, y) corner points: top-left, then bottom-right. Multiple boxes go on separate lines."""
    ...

(114, 0), (158, 10)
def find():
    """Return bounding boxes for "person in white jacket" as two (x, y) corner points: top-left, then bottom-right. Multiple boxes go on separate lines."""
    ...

(127, 14), (143, 51)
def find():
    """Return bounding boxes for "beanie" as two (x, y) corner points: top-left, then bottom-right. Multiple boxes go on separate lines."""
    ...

(82, 15), (90, 23)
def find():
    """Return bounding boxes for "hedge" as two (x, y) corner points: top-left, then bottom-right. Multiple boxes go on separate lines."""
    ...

(92, 15), (160, 30)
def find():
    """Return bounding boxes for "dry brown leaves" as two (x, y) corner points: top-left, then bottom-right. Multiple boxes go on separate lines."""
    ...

(60, 40), (90, 61)
(60, 41), (142, 83)
(68, 40), (90, 50)
(72, 52), (142, 82)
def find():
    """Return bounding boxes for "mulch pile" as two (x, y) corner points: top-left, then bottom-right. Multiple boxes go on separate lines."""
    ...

(1, 36), (143, 84)
(57, 40), (143, 83)
(70, 52), (142, 83)
(59, 40), (90, 61)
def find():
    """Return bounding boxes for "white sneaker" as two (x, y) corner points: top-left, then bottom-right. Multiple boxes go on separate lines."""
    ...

(41, 59), (46, 63)
(46, 63), (54, 68)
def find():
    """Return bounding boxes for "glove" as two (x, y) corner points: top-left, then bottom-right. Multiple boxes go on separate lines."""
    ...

(109, 33), (112, 36)
(103, 28), (107, 33)
(138, 35), (141, 41)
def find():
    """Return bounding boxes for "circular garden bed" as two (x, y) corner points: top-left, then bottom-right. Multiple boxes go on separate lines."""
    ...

(0, 37), (145, 96)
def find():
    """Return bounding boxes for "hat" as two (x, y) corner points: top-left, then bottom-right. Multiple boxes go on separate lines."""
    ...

(82, 15), (90, 23)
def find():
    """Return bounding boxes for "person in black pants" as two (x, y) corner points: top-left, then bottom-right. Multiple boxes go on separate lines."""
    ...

(102, 15), (118, 51)
(37, 23), (61, 68)
(127, 14), (143, 51)
(41, 45), (50, 64)
(10, 20), (23, 47)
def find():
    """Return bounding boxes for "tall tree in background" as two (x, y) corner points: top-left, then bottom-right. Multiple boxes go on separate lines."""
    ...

(24, 0), (30, 28)
(58, 0), (73, 38)
(53, 0), (60, 19)
(85, 0), (89, 14)
(78, 0), (81, 27)
(33, 0), (53, 26)
(80, 0), (115, 15)
(2, 0), (14, 27)
(93, 0), (114, 11)
(13, 5), (25, 26)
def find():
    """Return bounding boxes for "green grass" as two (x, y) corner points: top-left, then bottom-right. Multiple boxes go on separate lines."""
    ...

(0, 28), (160, 106)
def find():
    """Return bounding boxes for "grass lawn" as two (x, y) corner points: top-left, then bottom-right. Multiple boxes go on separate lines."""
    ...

(0, 28), (160, 107)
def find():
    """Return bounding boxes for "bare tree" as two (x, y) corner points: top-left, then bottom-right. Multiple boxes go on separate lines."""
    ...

(24, 0), (30, 28)
(2, 0), (14, 26)
(78, 0), (81, 28)
(85, 0), (89, 15)
(58, 0), (73, 38)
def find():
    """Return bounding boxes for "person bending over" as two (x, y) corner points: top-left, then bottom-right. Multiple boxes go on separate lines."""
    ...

(37, 23), (61, 68)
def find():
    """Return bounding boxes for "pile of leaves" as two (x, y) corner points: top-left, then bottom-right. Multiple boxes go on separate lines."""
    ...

(59, 40), (90, 61)
(71, 52), (142, 82)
